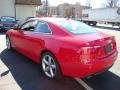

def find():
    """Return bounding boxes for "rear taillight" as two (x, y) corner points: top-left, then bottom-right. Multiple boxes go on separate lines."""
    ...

(80, 46), (105, 64)
(80, 47), (96, 64)
(95, 46), (106, 58)
(111, 36), (117, 50)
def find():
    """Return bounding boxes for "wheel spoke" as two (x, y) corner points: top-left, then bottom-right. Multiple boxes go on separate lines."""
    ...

(43, 58), (49, 65)
(45, 66), (49, 72)
(50, 67), (54, 77)
(48, 56), (52, 64)
(51, 64), (56, 69)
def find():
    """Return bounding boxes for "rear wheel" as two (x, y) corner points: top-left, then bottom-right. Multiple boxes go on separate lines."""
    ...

(6, 37), (12, 50)
(92, 23), (97, 26)
(41, 52), (62, 79)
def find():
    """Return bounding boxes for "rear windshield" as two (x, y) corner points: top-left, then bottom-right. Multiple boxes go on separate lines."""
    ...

(54, 20), (97, 34)
(1, 16), (15, 22)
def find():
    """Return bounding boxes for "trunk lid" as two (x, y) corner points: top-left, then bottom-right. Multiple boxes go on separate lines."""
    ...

(73, 32), (117, 60)
(73, 32), (114, 46)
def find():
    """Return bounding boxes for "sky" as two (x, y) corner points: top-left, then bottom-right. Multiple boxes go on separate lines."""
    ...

(48, 0), (106, 8)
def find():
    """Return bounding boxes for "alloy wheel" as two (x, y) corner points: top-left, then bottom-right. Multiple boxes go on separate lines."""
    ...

(42, 55), (57, 78)
(6, 37), (11, 50)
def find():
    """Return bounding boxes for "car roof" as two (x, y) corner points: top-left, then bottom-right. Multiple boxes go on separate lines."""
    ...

(1, 16), (15, 18)
(29, 17), (72, 23)
(28, 17), (72, 36)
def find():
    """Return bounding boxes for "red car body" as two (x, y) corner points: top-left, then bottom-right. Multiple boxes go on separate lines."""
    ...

(6, 18), (118, 78)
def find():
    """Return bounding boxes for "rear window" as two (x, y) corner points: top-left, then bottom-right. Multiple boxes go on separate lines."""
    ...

(1, 16), (15, 22)
(54, 20), (97, 34)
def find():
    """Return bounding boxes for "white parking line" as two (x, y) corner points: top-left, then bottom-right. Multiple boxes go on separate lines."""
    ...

(74, 78), (93, 90)
(0, 59), (21, 90)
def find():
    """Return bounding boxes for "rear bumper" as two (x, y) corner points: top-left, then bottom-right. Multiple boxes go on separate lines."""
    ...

(0, 26), (8, 31)
(0, 26), (5, 31)
(3, 26), (14, 30)
(61, 51), (118, 78)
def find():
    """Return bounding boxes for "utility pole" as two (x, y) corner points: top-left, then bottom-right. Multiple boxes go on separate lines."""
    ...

(45, 0), (48, 16)
(14, 0), (16, 19)
(88, 0), (90, 8)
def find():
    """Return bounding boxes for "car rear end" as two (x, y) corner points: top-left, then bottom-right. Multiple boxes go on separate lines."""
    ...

(78, 36), (118, 77)
(3, 23), (16, 30)
(44, 18), (118, 77)
(53, 19), (118, 77)
(61, 35), (118, 78)
(0, 16), (17, 31)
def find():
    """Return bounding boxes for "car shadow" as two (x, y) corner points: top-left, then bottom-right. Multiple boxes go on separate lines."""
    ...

(83, 71), (120, 90)
(0, 49), (83, 90)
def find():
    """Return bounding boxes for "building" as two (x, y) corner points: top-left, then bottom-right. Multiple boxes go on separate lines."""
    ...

(48, 6), (58, 16)
(15, 0), (41, 20)
(0, 0), (41, 20)
(0, 0), (15, 17)
(48, 3), (89, 18)
(74, 2), (82, 18)
(57, 3), (74, 18)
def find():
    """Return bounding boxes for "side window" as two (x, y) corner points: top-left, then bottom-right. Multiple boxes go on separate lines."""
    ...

(35, 22), (51, 33)
(20, 20), (38, 31)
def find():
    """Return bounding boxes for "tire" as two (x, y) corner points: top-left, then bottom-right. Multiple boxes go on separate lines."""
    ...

(117, 7), (120, 15)
(92, 23), (97, 26)
(41, 52), (62, 79)
(6, 37), (12, 50)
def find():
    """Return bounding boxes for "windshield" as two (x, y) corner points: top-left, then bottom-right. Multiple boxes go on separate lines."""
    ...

(55, 20), (97, 34)
(1, 16), (15, 22)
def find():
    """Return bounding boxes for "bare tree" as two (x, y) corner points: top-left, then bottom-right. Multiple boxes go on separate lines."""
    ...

(103, 0), (118, 8)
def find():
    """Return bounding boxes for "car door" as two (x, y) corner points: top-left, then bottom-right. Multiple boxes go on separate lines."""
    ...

(11, 20), (52, 63)
(10, 20), (35, 49)
(21, 21), (52, 63)
(26, 21), (52, 62)
(10, 20), (40, 62)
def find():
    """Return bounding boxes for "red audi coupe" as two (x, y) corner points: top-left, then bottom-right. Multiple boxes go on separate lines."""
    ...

(6, 18), (118, 79)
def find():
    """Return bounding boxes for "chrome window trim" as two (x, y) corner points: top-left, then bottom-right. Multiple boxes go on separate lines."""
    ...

(19, 20), (38, 31)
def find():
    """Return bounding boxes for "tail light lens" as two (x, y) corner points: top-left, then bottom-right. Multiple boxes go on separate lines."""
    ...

(111, 36), (117, 50)
(80, 46), (104, 64)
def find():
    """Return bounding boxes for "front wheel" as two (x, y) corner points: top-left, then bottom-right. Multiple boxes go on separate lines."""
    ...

(41, 52), (62, 79)
(6, 37), (12, 50)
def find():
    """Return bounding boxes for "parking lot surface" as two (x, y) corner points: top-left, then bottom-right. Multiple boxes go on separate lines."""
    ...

(0, 25), (120, 90)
